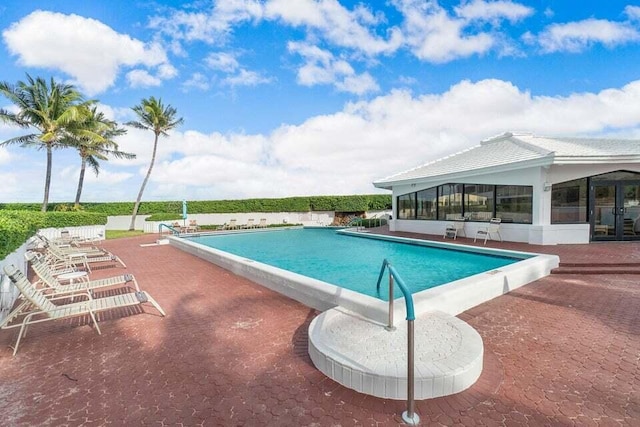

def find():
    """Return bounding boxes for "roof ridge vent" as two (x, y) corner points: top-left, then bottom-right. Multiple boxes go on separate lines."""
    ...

(481, 131), (514, 145)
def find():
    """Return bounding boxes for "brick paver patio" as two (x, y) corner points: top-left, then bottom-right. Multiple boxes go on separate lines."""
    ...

(0, 232), (638, 426)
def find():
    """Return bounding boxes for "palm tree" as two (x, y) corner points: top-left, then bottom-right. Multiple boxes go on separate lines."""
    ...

(126, 97), (183, 230)
(65, 107), (135, 209)
(0, 74), (92, 211)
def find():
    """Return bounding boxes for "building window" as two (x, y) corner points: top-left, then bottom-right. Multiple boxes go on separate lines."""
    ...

(495, 185), (532, 223)
(437, 184), (463, 220)
(551, 178), (587, 223)
(464, 184), (494, 221)
(397, 193), (416, 219)
(416, 188), (437, 220)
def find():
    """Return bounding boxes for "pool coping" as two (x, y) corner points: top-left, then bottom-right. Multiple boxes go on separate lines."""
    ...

(168, 228), (559, 324)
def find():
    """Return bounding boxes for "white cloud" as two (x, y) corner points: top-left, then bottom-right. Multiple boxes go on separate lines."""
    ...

(157, 63), (179, 79)
(535, 18), (640, 53)
(126, 69), (162, 88)
(265, 0), (403, 56)
(288, 42), (379, 95)
(394, 0), (495, 62)
(149, 1), (263, 45)
(0, 147), (14, 165)
(6, 77), (640, 202)
(625, 5), (640, 21)
(104, 78), (640, 201)
(3, 10), (171, 94)
(205, 52), (240, 72)
(224, 69), (271, 87)
(454, 0), (533, 24)
(182, 73), (212, 91)
(203, 51), (270, 88)
(60, 165), (133, 184)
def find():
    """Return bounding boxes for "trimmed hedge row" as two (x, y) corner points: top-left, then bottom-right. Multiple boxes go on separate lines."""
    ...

(145, 213), (184, 222)
(0, 211), (108, 260)
(0, 194), (392, 215)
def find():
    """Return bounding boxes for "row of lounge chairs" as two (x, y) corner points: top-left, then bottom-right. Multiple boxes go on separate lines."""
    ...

(219, 218), (268, 230)
(0, 232), (165, 355)
(165, 218), (272, 234)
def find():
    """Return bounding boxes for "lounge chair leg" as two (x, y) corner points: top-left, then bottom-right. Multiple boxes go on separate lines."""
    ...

(116, 256), (127, 268)
(14, 314), (34, 356)
(144, 293), (166, 317)
(88, 310), (101, 335)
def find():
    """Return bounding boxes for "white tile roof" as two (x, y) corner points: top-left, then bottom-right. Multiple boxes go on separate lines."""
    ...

(374, 132), (640, 187)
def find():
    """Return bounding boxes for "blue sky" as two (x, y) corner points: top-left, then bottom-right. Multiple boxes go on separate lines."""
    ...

(1, 0), (640, 203)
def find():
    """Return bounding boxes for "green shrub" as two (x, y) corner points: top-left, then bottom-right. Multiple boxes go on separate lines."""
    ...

(0, 194), (392, 215)
(0, 211), (107, 260)
(145, 213), (184, 222)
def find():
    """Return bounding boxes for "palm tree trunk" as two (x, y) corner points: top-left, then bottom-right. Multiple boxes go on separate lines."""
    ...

(41, 144), (52, 212)
(129, 133), (159, 230)
(75, 157), (87, 209)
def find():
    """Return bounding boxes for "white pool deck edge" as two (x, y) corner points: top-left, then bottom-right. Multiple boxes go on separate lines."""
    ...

(169, 228), (559, 323)
(168, 228), (558, 400)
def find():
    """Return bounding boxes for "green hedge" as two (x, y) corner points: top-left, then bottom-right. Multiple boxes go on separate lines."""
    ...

(0, 195), (392, 215)
(0, 211), (108, 260)
(145, 213), (184, 222)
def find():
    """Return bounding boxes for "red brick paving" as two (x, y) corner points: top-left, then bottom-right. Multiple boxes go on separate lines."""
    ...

(0, 232), (639, 426)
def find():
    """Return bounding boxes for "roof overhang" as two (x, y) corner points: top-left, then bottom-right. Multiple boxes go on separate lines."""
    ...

(373, 157), (554, 190)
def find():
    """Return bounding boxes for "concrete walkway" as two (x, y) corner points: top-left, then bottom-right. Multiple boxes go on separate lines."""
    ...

(0, 233), (638, 425)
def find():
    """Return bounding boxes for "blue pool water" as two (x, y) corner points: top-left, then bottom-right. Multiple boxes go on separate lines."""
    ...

(187, 228), (524, 300)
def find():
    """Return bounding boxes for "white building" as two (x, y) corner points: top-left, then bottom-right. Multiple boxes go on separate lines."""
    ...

(373, 132), (640, 245)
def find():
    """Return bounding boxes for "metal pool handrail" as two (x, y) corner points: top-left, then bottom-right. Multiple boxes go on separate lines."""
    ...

(159, 223), (181, 235)
(375, 259), (419, 425)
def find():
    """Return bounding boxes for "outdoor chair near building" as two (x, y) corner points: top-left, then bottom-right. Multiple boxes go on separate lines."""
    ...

(443, 218), (466, 240)
(1, 264), (165, 356)
(228, 219), (238, 230)
(474, 218), (503, 245)
(186, 219), (200, 233)
(243, 219), (255, 229)
(257, 218), (268, 228)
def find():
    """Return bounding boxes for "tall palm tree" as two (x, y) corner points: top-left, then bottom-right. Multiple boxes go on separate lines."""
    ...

(0, 74), (92, 211)
(126, 97), (183, 230)
(65, 107), (135, 209)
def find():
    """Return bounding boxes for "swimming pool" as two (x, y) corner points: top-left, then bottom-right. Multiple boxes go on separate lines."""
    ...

(170, 227), (559, 322)
(187, 228), (522, 300)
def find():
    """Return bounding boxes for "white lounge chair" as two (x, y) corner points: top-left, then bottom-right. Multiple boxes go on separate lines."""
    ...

(474, 218), (502, 245)
(28, 252), (140, 296)
(1, 264), (165, 356)
(43, 243), (126, 273)
(443, 219), (466, 240)
(257, 218), (268, 228)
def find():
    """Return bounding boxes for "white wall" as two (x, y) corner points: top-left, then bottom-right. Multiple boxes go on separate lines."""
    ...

(0, 242), (28, 323)
(107, 210), (392, 232)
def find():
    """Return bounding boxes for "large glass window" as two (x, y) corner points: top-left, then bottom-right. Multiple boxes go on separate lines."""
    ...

(464, 184), (494, 221)
(437, 184), (463, 220)
(551, 178), (587, 223)
(495, 185), (532, 223)
(397, 193), (416, 219)
(416, 188), (437, 220)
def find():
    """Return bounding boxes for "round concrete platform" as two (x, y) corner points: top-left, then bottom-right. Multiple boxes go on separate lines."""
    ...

(308, 308), (483, 400)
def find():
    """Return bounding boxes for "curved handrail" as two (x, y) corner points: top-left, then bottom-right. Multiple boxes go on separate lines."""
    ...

(159, 223), (181, 235)
(375, 258), (415, 321)
(374, 258), (419, 424)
